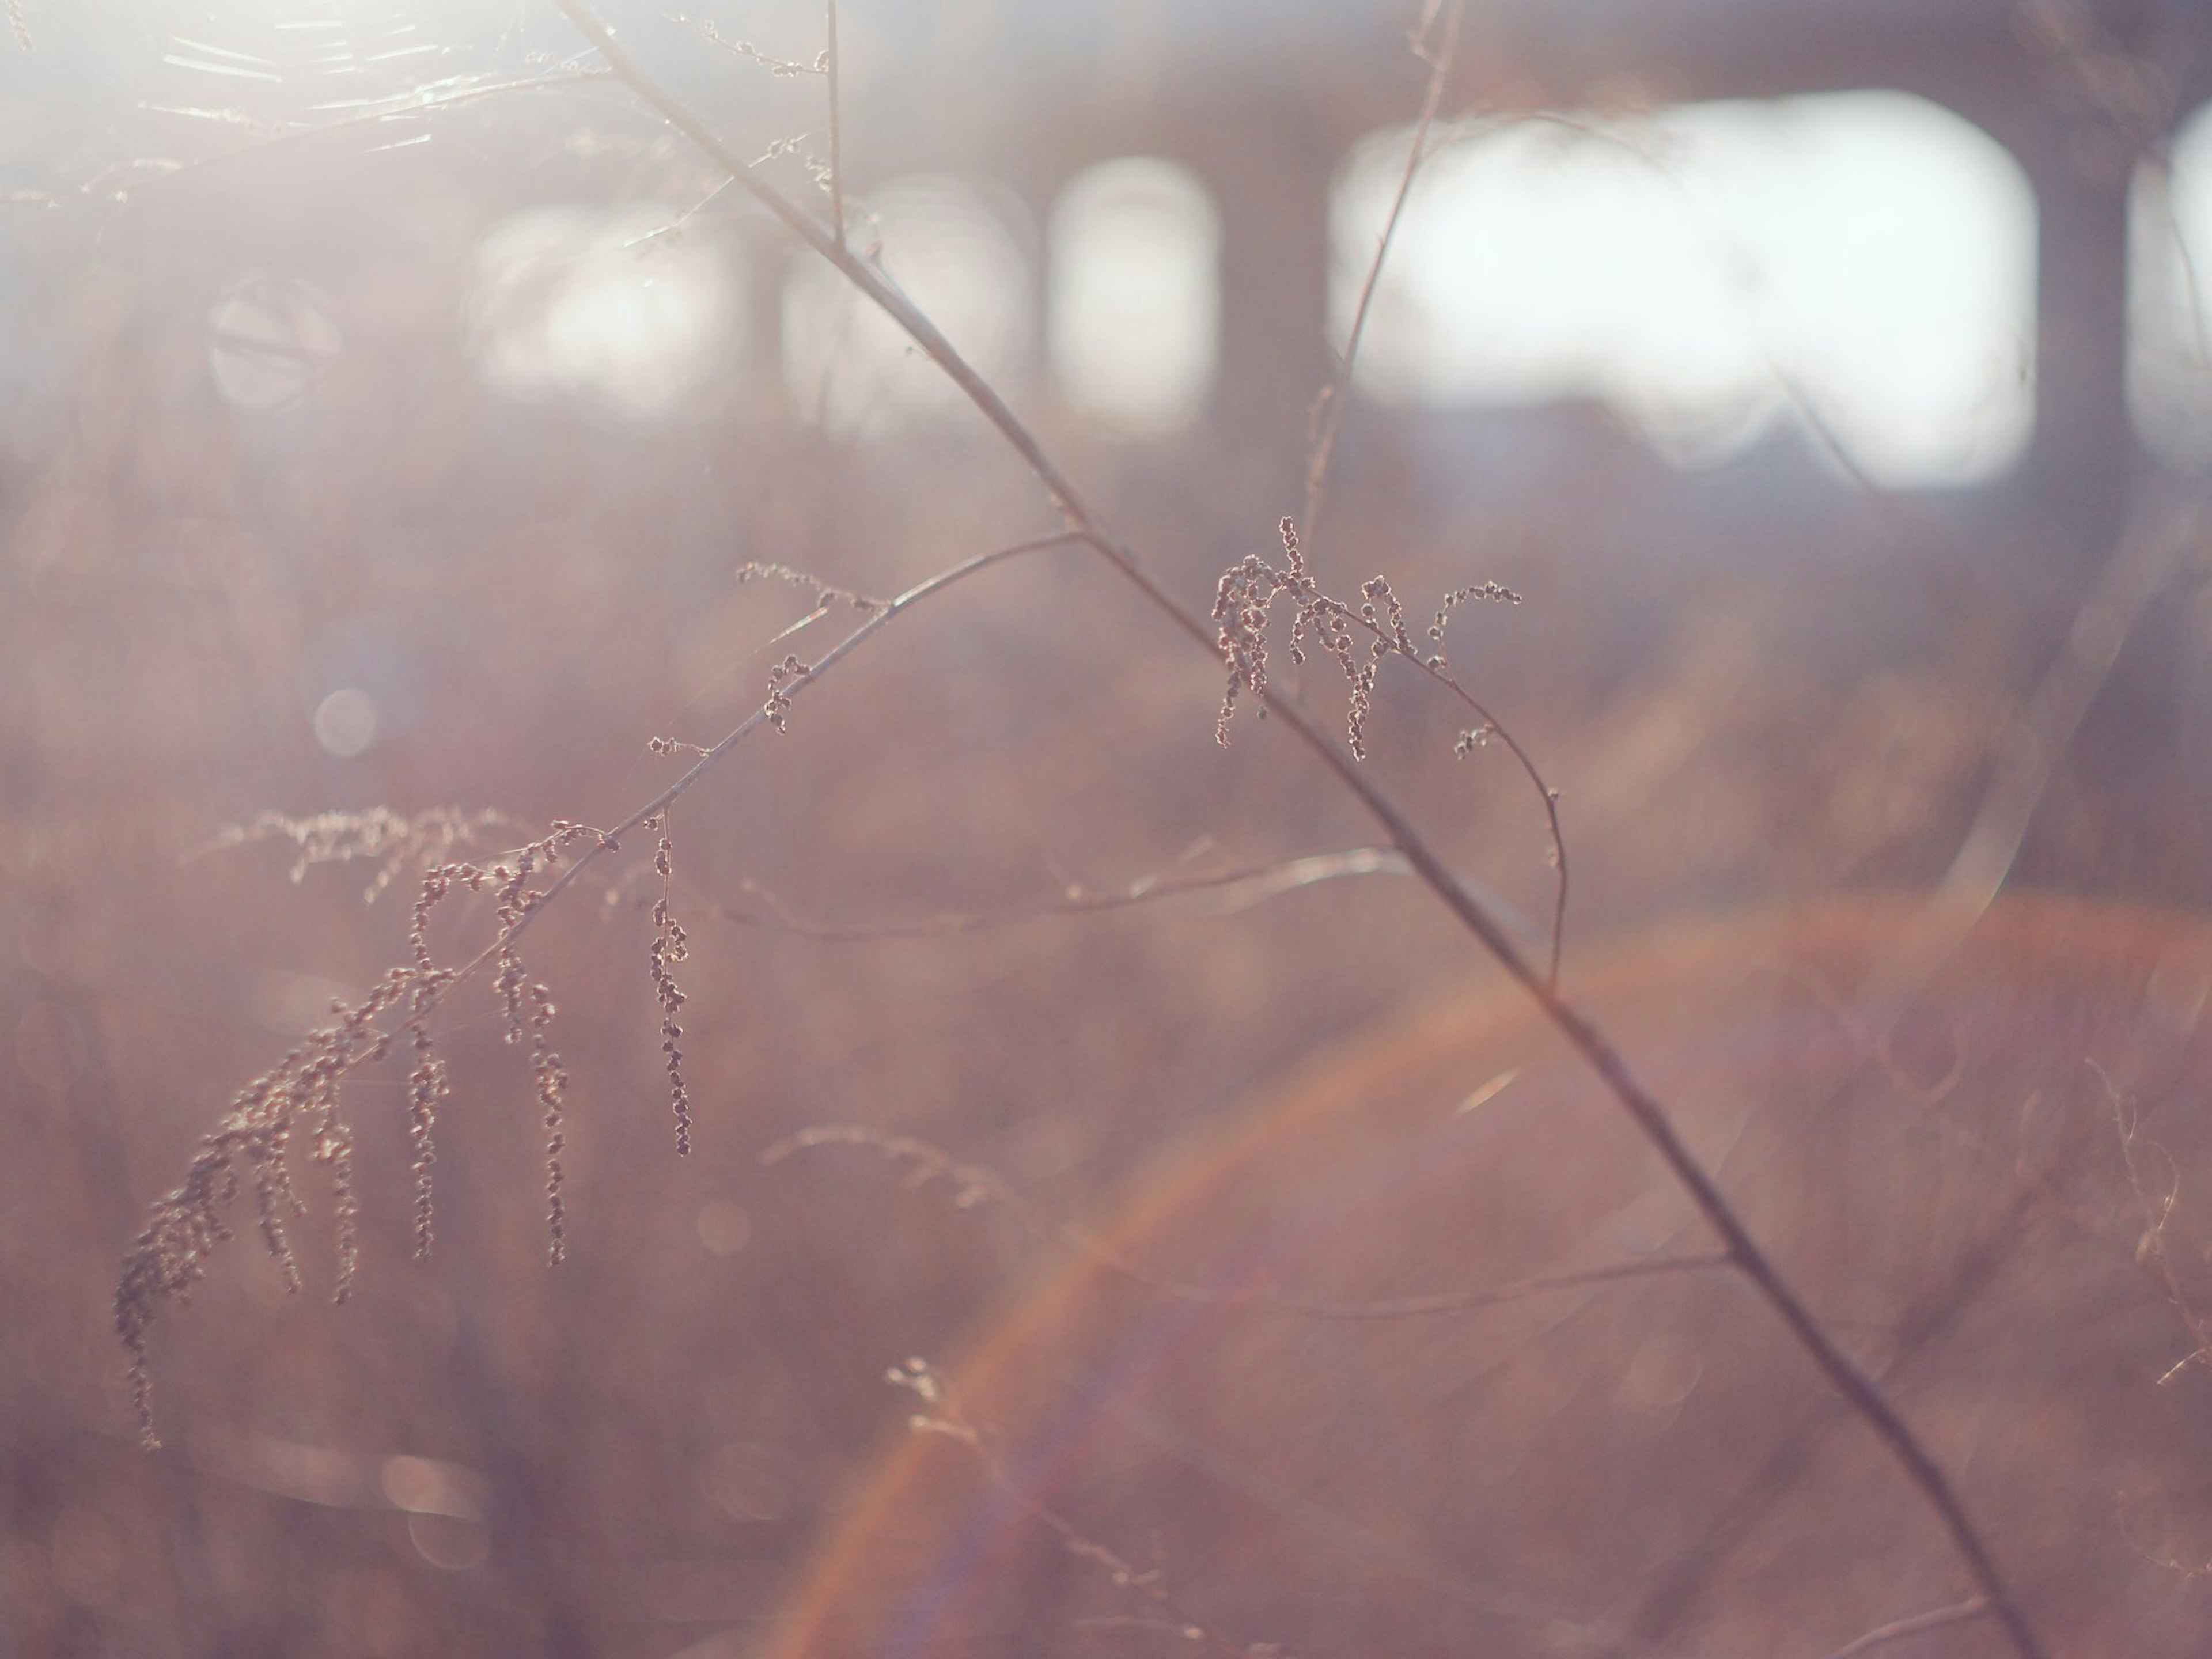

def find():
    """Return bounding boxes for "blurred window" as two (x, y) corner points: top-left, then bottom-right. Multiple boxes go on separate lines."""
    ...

(1048, 157), (1221, 435)
(1333, 91), (2037, 488)
(783, 175), (1035, 438)
(2130, 103), (2212, 468)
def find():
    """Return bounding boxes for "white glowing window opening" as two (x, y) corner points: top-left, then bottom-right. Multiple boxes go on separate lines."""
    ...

(1049, 157), (1220, 435)
(1334, 91), (2038, 488)
(783, 175), (1034, 438)
(2129, 102), (2212, 469)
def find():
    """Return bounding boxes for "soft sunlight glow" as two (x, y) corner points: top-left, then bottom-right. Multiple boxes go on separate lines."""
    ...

(465, 204), (740, 419)
(1049, 158), (1221, 435)
(1335, 92), (2037, 487)
(783, 175), (1033, 437)
(311, 687), (378, 758)
(2130, 101), (2212, 468)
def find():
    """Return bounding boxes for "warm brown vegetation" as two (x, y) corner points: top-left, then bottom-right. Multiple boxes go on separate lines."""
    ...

(6, 1), (2212, 1655)
(780, 895), (2212, 1656)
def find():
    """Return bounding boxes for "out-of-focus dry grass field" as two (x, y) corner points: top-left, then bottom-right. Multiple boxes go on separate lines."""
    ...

(7, 2), (2212, 1655)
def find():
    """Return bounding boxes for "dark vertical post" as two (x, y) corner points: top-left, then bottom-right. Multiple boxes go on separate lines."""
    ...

(2024, 127), (2138, 553)
(1205, 95), (1339, 473)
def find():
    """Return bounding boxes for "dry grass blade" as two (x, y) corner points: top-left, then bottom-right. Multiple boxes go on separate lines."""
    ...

(637, 846), (1416, 942)
(1816, 1595), (1990, 1659)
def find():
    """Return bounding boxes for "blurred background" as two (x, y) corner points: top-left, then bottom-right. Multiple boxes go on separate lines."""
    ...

(6, 0), (2212, 1654)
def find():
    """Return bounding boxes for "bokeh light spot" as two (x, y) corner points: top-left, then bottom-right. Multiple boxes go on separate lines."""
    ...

(1050, 158), (1220, 435)
(313, 687), (378, 757)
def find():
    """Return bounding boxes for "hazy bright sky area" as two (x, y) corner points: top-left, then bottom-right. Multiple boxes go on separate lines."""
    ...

(31, 13), (2212, 488)
(1334, 92), (2041, 488)
(472, 88), (2073, 487)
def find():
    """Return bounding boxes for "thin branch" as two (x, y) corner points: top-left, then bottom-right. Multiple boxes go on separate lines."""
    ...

(544, 6), (2050, 1653)
(824, 0), (844, 247)
(450, 531), (1087, 980)
(1275, 537), (1569, 985)
(1302, 0), (1463, 553)
(639, 845), (1413, 941)
(762, 1123), (1728, 1320)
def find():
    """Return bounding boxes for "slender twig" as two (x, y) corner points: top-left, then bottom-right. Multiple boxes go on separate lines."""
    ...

(451, 532), (1086, 980)
(823, 0), (844, 247)
(1302, 0), (1463, 554)
(1309, 563), (1569, 984)
(544, 6), (2048, 1654)
(639, 846), (1416, 941)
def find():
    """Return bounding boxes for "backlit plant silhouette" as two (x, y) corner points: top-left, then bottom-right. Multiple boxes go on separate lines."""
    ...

(100, 5), (2110, 1657)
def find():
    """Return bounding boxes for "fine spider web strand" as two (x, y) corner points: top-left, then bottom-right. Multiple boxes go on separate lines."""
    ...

(546, 6), (2048, 1653)
(760, 1124), (1729, 1321)
(451, 531), (1086, 980)
(613, 845), (1425, 943)
(86, 67), (615, 201)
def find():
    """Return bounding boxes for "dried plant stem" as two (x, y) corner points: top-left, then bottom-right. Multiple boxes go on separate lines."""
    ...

(550, 6), (2048, 1652)
(650, 846), (1421, 942)
(1217, 517), (1567, 981)
(1817, 1595), (1990, 1659)
(646, 813), (692, 1156)
(823, 0), (843, 247)
(457, 531), (1084, 980)
(1302, 0), (1463, 552)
